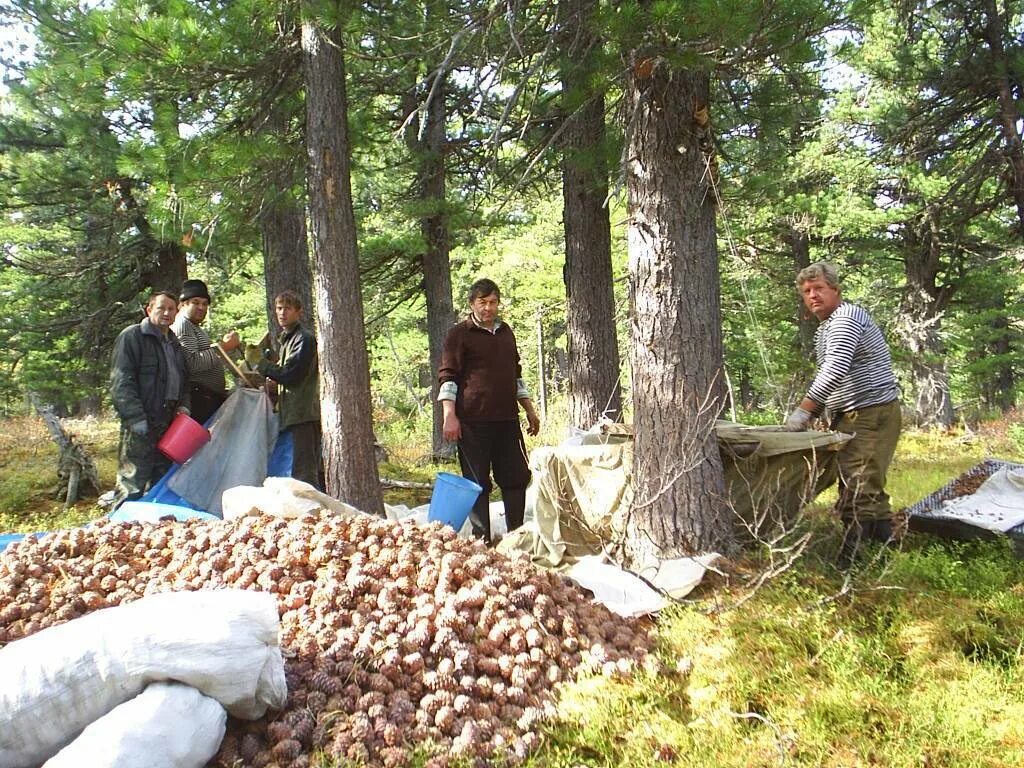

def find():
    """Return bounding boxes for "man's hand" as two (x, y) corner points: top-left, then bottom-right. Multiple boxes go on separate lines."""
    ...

(264, 378), (279, 404)
(130, 420), (148, 436)
(783, 407), (813, 432)
(176, 406), (191, 417)
(442, 411), (461, 443)
(525, 409), (541, 437)
(221, 331), (241, 352)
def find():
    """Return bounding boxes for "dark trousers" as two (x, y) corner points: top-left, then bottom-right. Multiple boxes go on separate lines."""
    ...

(189, 384), (227, 426)
(458, 420), (531, 541)
(289, 421), (322, 490)
(112, 408), (174, 509)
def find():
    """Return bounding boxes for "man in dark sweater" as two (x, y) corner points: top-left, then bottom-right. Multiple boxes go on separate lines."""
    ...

(438, 278), (541, 542)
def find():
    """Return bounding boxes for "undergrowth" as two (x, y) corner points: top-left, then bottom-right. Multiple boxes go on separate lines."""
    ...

(2, 409), (1024, 767)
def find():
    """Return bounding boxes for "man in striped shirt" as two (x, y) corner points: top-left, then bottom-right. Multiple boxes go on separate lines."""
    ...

(784, 262), (901, 563)
(171, 279), (242, 425)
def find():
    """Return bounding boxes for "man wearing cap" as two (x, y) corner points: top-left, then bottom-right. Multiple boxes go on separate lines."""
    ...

(171, 278), (241, 425)
(109, 290), (192, 508)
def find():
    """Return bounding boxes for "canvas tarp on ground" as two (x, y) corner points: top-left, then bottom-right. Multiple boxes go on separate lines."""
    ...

(498, 421), (851, 570)
(906, 458), (1024, 543)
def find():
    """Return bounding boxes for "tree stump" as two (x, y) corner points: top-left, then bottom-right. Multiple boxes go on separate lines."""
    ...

(29, 394), (101, 508)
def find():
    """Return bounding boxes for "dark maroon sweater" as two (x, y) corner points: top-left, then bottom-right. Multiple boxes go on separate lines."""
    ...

(438, 318), (522, 421)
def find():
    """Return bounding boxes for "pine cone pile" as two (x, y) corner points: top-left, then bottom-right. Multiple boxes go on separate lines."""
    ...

(0, 513), (661, 767)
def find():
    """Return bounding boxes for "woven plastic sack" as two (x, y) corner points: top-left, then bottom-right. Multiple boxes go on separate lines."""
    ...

(43, 682), (226, 768)
(0, 589), (285, 768)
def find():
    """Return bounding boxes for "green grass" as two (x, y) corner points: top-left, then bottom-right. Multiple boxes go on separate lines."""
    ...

(4, 409), (1024, 767)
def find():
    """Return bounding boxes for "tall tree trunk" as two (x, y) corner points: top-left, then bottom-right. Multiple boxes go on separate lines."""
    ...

(406, 59), (457, 461)
(559, 0), (622, 430)
(982, 0), (1024, 233)
(782, 222), (816, 358)
(260, 180), (313, 339)
(623, 56), (733, 562)
(301, 3), (383, 514)
(981, 290), (1017, 412)
(896, 213), (954, 428)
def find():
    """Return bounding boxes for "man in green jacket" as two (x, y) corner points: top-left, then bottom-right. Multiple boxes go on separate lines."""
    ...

(109, 290), (192, 508)
(256, 290), (321, 489)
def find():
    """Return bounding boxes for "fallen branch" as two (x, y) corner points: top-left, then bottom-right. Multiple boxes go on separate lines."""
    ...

(380, 477), (433, 490)
(29, 394), (101, 508)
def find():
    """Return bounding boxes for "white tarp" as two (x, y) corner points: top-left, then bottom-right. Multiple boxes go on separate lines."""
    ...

(168, 388), (278, 516)
(222, 476), (363, 521)
(929, 467), (1024, 532)
(567, 553), (721, 618)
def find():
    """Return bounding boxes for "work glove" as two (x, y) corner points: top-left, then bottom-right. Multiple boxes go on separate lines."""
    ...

(244, 344), (262, 367)
(176, 406), (191, 417)
(783, 407), (813, 432)
(130, 419), (148, 436)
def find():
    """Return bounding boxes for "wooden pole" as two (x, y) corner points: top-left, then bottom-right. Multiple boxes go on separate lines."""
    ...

(536, 312), (547, 419)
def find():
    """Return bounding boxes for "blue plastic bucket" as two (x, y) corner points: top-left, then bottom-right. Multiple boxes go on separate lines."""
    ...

(428, 472), (483, 530)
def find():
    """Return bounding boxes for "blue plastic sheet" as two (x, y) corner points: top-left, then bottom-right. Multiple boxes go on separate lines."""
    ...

(0, 532), (29, 553)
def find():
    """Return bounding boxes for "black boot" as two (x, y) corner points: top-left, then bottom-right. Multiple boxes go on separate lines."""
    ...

(837, 519), (863, 570)
(838, 517), (893, 569)
(864, 518), (893, 543)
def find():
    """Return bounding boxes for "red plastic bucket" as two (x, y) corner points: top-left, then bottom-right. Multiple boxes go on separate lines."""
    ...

(157, 412), (211, 464)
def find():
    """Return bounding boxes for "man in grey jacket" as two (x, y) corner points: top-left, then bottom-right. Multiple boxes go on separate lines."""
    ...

(109, 290), (191, 508)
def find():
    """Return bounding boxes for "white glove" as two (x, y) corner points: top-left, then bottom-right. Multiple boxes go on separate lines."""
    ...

(784, 407), (813, 432)
(130, 419), (149, 436)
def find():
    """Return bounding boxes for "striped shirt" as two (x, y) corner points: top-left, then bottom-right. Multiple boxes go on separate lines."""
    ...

(170, 315), (226, 393)
(807, 301), (899, 414)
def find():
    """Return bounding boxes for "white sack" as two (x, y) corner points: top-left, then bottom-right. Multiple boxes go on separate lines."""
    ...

(0, 589), (286, 768)
(223, 477), (364, 521)
(43, 682), (226, 768)
(568, 553), (720, 617)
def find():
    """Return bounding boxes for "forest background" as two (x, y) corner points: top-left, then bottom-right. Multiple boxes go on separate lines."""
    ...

(0, 0), (1022, 546)
(3, 2), (1024, 766)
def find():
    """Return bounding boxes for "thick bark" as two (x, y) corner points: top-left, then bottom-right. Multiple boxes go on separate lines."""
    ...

(301, 7), (383, 514)
(623, 58), (733, 562)
(406, 64), (457, 461)
(559, 0), (622, 430)
(896, 213), (954, 428)
(783, 223), (816, 358)
(260, 182), (313, 338)
(140, 241), (188, 293)
(982, 0), (1024, 233)
(980, 291), (1017, 412)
